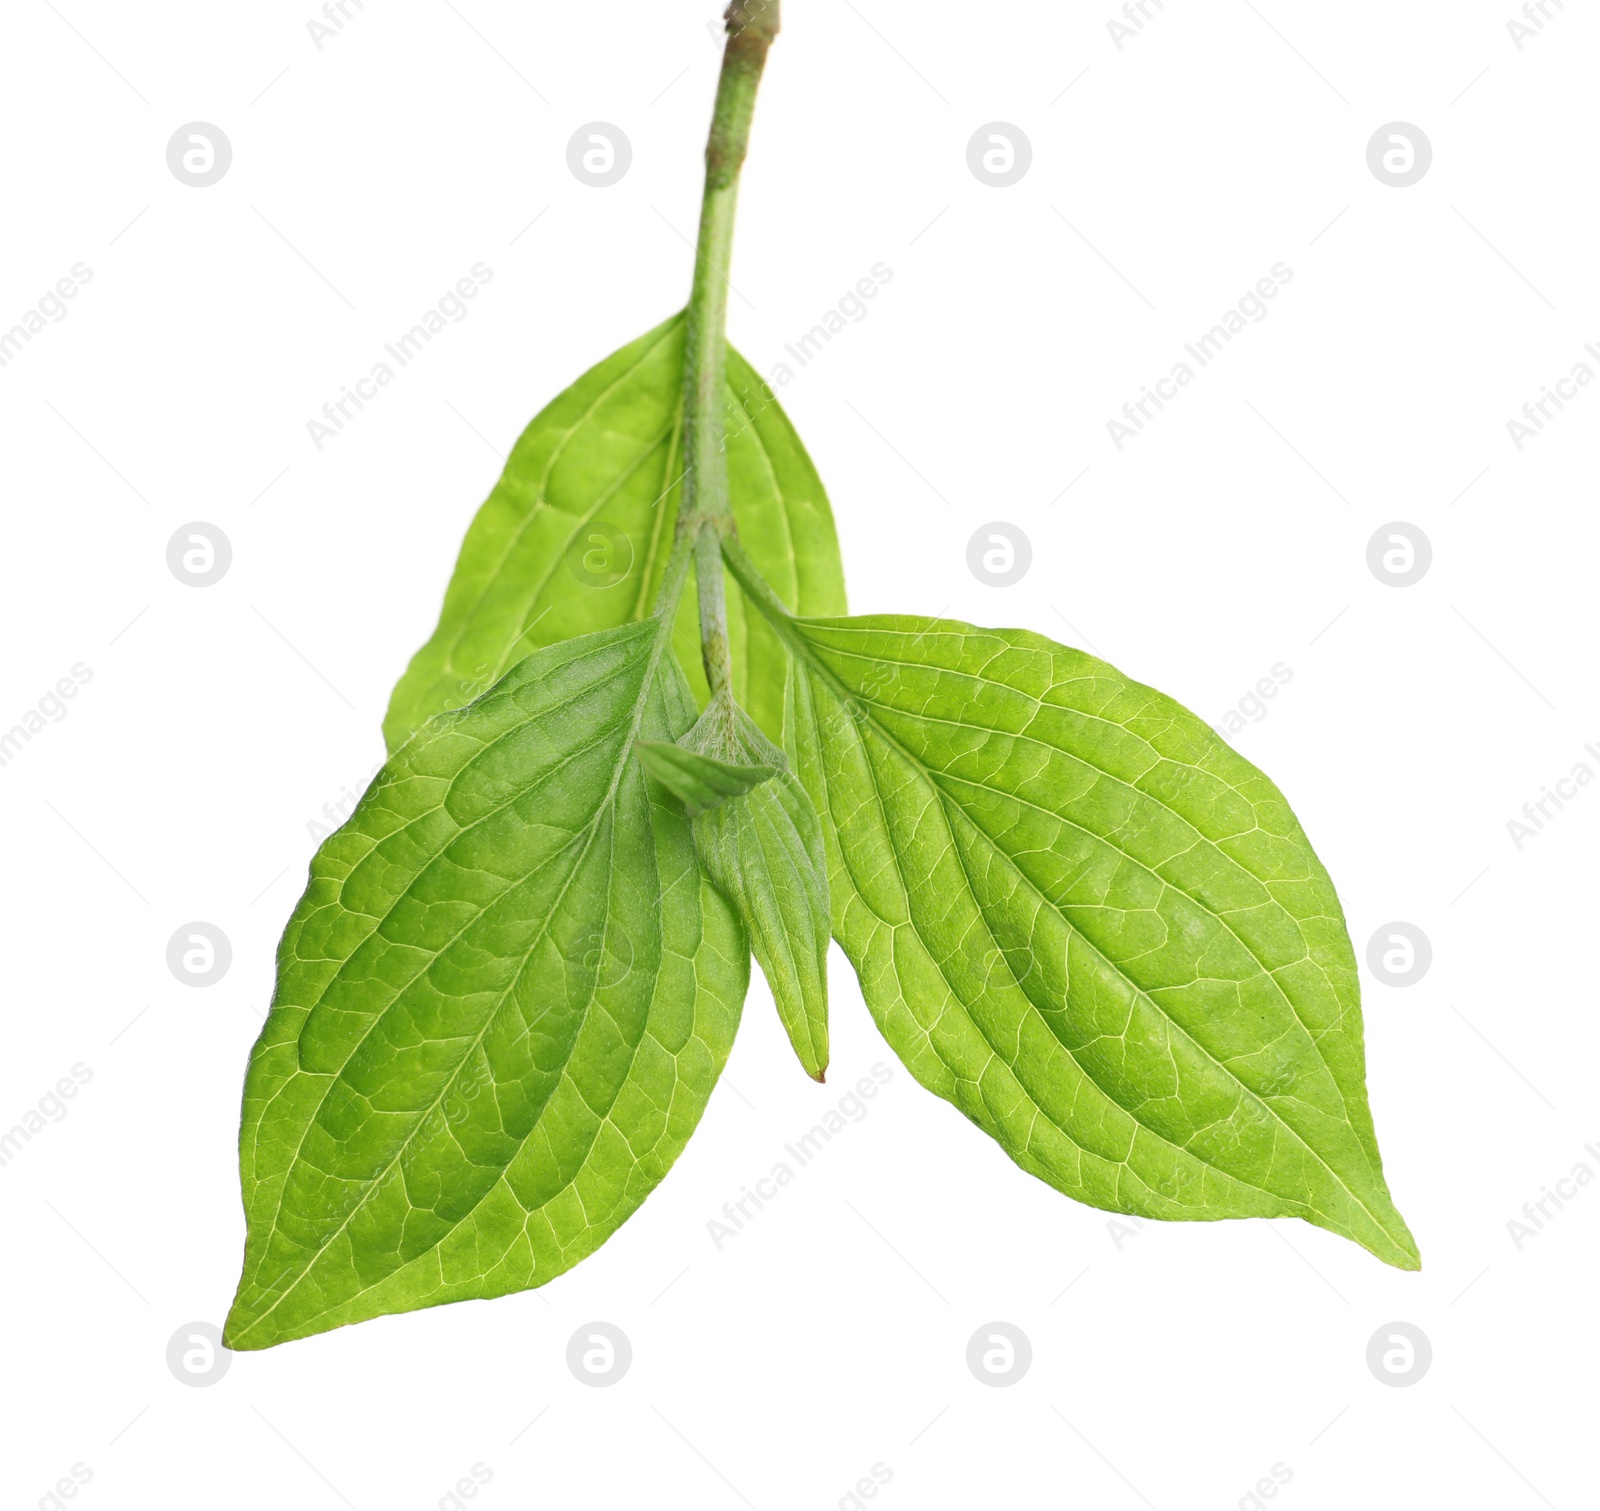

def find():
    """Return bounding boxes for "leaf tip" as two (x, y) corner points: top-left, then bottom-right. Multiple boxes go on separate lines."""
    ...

(222, 1281), (296, 1352)
(1387, 1230), (1423, 1273)
(1348, 1201), (1421, 1272)
(220, 1307), (255, 1353)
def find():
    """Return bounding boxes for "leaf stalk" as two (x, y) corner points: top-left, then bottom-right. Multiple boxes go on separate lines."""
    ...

(674, 0), (780, 695)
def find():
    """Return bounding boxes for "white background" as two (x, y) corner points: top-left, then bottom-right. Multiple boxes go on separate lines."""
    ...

(2, 1), (1596, 1507)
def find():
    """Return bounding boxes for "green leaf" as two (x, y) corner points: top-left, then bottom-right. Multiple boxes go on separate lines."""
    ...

(225, 622), (749, 1350)
(779, 613), (1418, 1269)
(682, 698), (831, 1082)
(381, 313), (845, 753)
(634, 739), (776, 816)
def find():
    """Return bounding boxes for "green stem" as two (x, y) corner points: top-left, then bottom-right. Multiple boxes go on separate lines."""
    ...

(720, 534), (797, 639)
(650, 523), (697, 626)
(693, 525), (733, 700)
(676, 0), (780, 699)
(724, 532), (865, 730)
